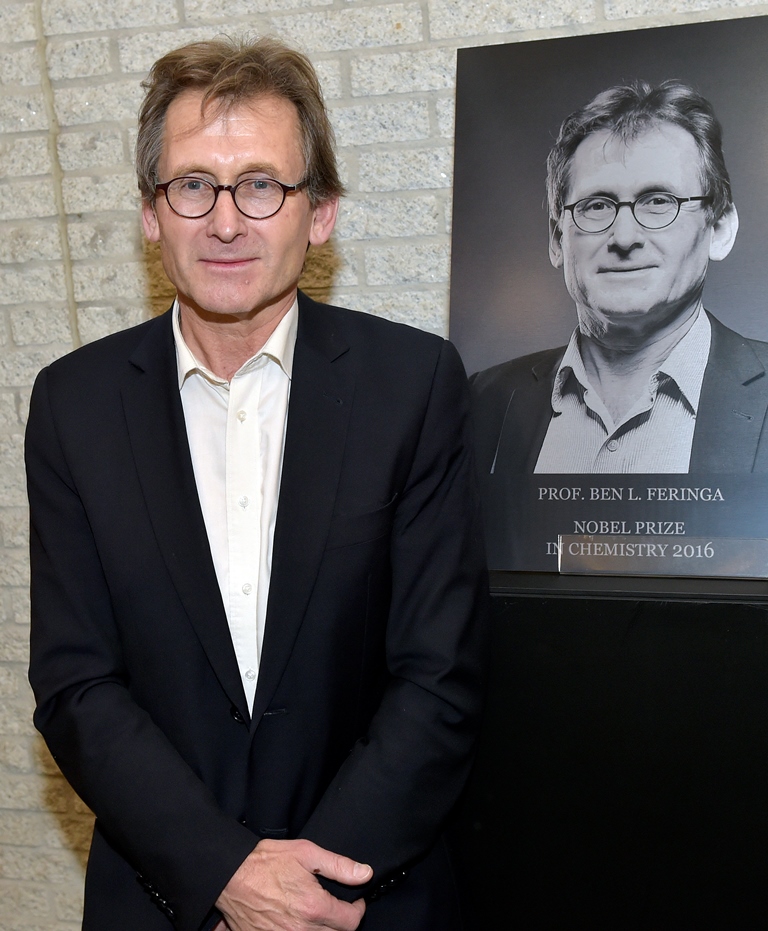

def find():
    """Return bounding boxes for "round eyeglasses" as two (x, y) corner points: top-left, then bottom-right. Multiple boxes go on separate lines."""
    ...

(154, 176), (309, 220)
(563, 192), (710, 233)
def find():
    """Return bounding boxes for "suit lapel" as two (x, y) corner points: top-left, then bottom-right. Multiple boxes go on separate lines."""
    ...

(121, 313), (249, 720)
(691, 314), (768, 472)
(494, 353), (560, 474)
(252, 296), (354, 727)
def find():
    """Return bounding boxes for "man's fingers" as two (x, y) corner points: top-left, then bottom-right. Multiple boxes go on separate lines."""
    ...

(294, 839), (373, 886)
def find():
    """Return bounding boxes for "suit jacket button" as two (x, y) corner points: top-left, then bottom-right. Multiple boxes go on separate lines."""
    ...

(230, 706), (245, 724)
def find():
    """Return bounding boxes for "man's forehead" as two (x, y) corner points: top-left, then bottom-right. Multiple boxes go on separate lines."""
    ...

(566, 122), (703, 193)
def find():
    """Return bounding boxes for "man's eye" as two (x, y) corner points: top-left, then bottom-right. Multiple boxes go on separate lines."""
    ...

(580, 198), (611, 215)
(179, 179), (208, 194)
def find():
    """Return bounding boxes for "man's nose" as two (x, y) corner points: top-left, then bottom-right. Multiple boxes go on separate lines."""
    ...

(207, 188), (248, 240)
(608, 202), (645, 248)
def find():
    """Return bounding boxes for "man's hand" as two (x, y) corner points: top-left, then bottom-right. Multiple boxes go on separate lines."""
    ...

(216, 838), (372, 931)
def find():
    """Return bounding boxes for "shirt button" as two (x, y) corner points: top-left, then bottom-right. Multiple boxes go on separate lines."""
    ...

(237, 410), (247, 422)
(242, 582), (253, 595)
(607, 440), (619, 452)
(245, 669), (256, 681)
(239, 495), (249, 508)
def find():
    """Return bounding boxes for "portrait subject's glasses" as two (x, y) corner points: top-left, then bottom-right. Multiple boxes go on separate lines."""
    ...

(154, 176), (309, 220)
(563, 191), (710, 233)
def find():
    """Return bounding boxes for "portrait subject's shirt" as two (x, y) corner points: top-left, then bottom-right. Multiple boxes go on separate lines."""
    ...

(174, 300), (296, 711)
(535, 309), (711, 473)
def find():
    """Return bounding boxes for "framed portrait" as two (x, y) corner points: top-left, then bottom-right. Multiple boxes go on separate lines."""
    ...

(449, 16), (768, 597)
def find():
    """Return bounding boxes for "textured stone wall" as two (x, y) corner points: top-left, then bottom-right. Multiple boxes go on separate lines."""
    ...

(1, 0), (765, 925)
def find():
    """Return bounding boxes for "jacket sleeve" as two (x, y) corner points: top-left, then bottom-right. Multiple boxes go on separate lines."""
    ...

(26, 366), (256, 931)
(299, 338), (490, 898)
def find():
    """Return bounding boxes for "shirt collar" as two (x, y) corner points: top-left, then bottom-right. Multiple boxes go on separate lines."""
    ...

(172, 297), (298, 389)
(551, 307), (712, 415)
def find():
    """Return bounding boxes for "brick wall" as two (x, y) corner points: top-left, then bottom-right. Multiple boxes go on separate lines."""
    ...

(1, 0), (764, 925)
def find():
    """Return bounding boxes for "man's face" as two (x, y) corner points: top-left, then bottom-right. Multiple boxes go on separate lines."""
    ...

(142, 90), (337, 323)
(550, 123), (737, 346)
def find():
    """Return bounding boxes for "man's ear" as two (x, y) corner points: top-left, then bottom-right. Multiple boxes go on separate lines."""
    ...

(549, 218), (564, 269)
(309, 196), (339, 247)
(709, 203), (738, 262)
(142, 200), (161, 243)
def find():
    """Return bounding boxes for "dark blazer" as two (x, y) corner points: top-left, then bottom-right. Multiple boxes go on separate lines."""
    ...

(26, 292), (488, 931)
(470, 313), (768, 475)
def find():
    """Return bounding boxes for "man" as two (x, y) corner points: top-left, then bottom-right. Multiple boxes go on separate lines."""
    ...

(471, 80), (768, 475)
(26, 37), (487, 931)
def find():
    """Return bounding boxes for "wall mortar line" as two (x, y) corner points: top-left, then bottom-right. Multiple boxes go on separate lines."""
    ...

(33, 0), (82, 351)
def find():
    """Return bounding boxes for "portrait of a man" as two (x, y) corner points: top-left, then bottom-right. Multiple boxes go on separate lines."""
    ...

(470, 80), (768, 477)
(450, 18), (768, 575)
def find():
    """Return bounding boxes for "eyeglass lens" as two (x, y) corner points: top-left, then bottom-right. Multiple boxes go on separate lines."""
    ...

(166, 177), (288, 219)
(572, 192), (683, 232)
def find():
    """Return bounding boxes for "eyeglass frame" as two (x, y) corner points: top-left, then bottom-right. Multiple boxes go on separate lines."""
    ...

(562, 192), (711, 234)
(154, 175), (309, 220)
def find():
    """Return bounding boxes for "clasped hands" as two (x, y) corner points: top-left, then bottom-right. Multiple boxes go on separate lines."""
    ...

(214, 837), (373, 931)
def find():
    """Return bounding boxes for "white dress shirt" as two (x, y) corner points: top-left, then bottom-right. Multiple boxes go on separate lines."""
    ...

(173, 300), (296, 711)
(535, 308), (711, 473)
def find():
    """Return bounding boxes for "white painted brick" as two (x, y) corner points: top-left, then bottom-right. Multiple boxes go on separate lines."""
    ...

(53, 881), (88, 922)
(0, 136), (51, 178)
(428, 0), (595, 39)
(0, 181), (57, 221)
(0, 223), (61, 263)
(0, 347), (65, 389)
(350, 47), (455, 96)
(8, 589), (30, 626)
(0, 882), (50, 917)
(606, 0), (763, 13)
(0, 3), (36, 42)
(332, 100), (430, 147)
(0, 392), (20, 429)
(0, 686), (35, 736)
(117, 27), (236, 74)
(0, 46), (40, 87)
(57, 129), (125, 172)
(0, 811), (50, 846)
(332, 287), (447, 334)
(46, 38), (113, 82)
(0, 265), (66, 306)
(0, 843), (82, 882)
(67, 217), (142, 260)
(72, 261), (149, 302)
(0, 736), (32, 772)
(314, 58), (342, 101)
(435, 96), (454, 139)
(77, 305), (147, 344)
(0, 510), (27, 547)
(365, 240), (450, 285)
(0, 91), (48, 134)
(0, 548), (29, 587)
(53, 82), (144, 128)
(187, 0), (330, 20)
(0, 622), (29, 662)
(300, 240), (359, 292)
(269, 4), (423, 52)
(41, 0), (178, 36)
(0, 434), (26, 505)
(61, 172), (139, 214)
(10, 307), (71, 346)
(358, 146), (452, 191)
(336, 194), (442, 239)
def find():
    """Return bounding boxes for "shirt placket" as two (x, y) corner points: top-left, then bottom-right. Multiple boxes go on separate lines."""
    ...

(226, 361), (264, 709)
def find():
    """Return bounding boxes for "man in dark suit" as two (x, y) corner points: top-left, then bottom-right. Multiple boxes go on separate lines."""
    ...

(472, 80), (768, 475)
(26, 37), (487, 931)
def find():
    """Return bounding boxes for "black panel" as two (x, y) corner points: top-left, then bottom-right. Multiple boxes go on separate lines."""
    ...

(452, 595), (768, 929)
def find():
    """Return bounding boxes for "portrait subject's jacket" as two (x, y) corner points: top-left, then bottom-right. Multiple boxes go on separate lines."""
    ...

(470, 312), (768, 475)
(26, 292), (489, 931)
